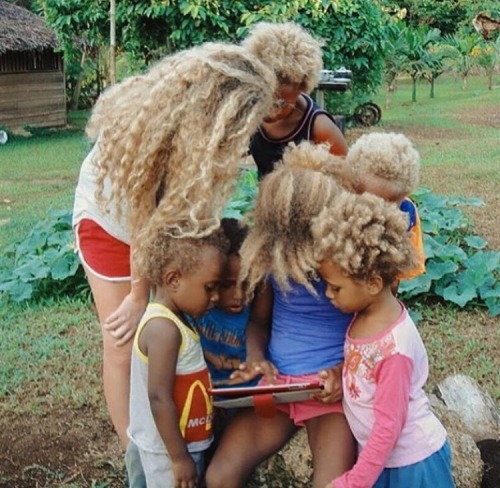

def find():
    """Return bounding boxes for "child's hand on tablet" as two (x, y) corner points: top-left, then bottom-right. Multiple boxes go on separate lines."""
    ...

(314, 363), (343, 404)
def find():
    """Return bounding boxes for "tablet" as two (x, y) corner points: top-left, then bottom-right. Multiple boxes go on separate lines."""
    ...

(208, 381), (322, 398)
(209, 381), (323, 408)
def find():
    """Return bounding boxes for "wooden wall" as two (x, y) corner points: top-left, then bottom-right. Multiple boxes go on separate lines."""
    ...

(0, 70), (67, 129)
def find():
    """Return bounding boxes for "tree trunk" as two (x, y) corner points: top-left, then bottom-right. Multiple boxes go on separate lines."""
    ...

(70, 50), (86, 111)
(412, 76), (417, 102)
(109, 0), (116, 85)
(430, 77), (435, 98)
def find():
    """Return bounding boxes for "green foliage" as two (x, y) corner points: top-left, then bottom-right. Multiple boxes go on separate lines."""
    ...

(307, 0), (387, 114)
(399, 188), (499, 316)
(35, 0), (110, 106)
(443, 33), (482, 87)
(36, 0), (387, 112)
(222, 168), (259, 220)
(0, 210), (89, 303)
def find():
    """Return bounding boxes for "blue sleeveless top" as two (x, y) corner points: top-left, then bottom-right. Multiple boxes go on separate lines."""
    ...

(249, 94), (337, 179)
(268, 277), (353, 375)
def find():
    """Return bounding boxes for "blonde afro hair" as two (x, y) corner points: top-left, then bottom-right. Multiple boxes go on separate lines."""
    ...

(134, 223), (229, 286)
(86, 42), (276, 250)
(239, 141), (344, 297)
(241, 21), (323, 93)
(347, 132), (420, 197)
(312, 192), (418, 284)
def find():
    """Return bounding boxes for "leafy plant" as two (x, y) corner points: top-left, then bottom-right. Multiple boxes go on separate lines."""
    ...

(0, 210), (89, 303)
(399, 188), (499, 316)
(222, 168), (259, 220)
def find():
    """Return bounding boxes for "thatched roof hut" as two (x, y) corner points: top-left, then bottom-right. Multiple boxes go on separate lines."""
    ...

(0, 0), (66, 129)
(0, 1), (59, 54)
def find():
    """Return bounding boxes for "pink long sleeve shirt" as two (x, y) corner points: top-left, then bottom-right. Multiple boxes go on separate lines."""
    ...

(333, 307), (447, 488)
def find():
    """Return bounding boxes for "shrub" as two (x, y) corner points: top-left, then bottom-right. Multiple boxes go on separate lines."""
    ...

(0, 210), (89, 303)
(399, 187), (499, 316)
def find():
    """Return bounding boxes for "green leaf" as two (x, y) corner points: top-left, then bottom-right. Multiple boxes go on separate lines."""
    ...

(485, 297), (500, 316)
(51, 254), (80, 281)
(464, 251), (500, 273)
(464, 236), (487, 249)
(14, 261), (51, 282)
(425, 260), (458, 280)
(399, 273), (432, 297)
(441, 276), (478, 307)
(0, 280), (33, 302)
(478, 280), (500, 300)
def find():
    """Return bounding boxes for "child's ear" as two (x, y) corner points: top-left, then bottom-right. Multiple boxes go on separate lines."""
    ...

(368, 275), (384, 295)
(163, 269), (181, 289)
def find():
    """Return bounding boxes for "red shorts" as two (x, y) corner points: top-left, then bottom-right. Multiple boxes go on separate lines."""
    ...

(75, 218), (131, 281)
(259, 373), (344, 427)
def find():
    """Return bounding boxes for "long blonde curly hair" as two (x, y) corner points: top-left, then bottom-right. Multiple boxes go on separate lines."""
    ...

(86, 42), (276, 251)
(312, 192), (418, 284)
(239, 141), (344, 297)
(241, 21), (323, 93)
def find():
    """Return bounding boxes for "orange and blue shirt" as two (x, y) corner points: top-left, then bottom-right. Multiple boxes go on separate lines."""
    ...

(399, 198), (426, 280)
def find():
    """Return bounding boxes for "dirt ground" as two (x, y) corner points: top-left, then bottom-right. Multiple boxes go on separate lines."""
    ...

(0, 107), (498, 487)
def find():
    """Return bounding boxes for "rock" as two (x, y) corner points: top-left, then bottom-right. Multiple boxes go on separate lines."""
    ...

(250, 429), (311, 488)
(430, 394), (484, 488)
(436, 375), (500, 442)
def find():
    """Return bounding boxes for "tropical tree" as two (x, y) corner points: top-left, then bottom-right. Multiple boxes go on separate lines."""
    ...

(421, 42), (456, 98)
(400, 26), (441, 102)
(471, 36), (500, 90)
(383, 21), (408, 108)
(444, 33), (481, 89)
(35, 0), (110, 108)
(377, 0), (467, 35)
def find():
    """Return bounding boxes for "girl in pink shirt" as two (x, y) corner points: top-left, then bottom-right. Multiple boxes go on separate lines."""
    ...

(312, 191), (455, 488)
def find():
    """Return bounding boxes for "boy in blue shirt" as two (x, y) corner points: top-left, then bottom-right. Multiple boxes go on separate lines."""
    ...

(189, 218), (257, 467)
(191, 218), (257, 388)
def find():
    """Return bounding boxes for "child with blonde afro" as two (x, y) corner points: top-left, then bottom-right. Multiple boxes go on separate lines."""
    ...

(345, 132), (426, 283)
(72, 42), (276, 449)
(243, 21), (348, 179)
(313, 191), (454, 488)
(205, 141), (356, 488)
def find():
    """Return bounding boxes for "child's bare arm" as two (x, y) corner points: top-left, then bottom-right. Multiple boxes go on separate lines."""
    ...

(232, 285), (278, 384)
(144, 318), (198, 486)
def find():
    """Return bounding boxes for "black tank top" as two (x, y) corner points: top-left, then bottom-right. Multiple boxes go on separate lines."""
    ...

(249, 94), (337, 179)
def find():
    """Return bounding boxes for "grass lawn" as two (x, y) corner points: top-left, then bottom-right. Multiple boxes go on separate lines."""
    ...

(0, 75), (499, 487)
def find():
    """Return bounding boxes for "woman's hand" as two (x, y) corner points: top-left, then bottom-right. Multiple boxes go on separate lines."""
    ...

(103, 288), (148, 346)
(313, 363), (343, 404)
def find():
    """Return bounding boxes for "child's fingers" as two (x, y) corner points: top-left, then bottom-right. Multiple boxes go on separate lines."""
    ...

(228, 371), (254, 383)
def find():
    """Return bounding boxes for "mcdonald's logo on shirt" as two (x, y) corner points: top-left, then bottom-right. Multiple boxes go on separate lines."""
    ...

(173, 369), (213, 443)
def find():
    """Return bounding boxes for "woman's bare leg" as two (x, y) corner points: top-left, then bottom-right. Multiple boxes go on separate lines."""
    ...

(205, 408), (297, 488)
(305, 413), (356, 488)
(85, 268), (132, 447)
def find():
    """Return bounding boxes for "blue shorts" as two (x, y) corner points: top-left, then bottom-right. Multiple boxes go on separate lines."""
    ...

(374, 440), (455, 488)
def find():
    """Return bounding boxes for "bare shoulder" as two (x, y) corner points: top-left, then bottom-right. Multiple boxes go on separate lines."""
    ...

(140, 317), (181, 356)
(312, 113), (348, 156)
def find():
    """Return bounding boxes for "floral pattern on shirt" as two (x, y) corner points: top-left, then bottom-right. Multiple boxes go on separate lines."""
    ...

(344, 333), (397, 399)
